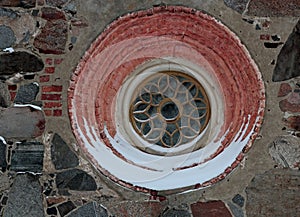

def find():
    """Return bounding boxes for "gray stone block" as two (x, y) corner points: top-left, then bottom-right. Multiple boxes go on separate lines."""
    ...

(14, 83), (39, 104)
(66, 202), (108, 217)
(0, 25), (16, 49)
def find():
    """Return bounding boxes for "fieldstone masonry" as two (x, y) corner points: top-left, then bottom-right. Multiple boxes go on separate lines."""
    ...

(0, 0), (299, 216)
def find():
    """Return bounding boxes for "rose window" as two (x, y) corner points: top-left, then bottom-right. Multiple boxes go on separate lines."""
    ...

(130, 72), (210, 148)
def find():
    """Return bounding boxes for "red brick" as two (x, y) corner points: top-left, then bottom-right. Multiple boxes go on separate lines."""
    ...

(8, 85), (17, 91)
(278, 83), (292, 97)
(54, 58), (63, 65)
(44, 110), (52, 116)
(44, 102), (62, 108)
(42, 85), (63, 92)
(45, 67), (55, 74)
(260, 34), (270, 40)
(41, 94), (61, 101)
(45, 58), (53, 65)
(53, 110), (62, 116)
(191, 201), (232, 217)
(40, 75), (50, 82)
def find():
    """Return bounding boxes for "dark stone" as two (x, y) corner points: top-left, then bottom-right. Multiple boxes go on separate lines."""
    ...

(0, 106), (45, 139)
(0, 140), (7, 170)
(269, 135), (300, 169)
(191, 201), (232, 217)
(232, 194), (245, 207)
(246, 169), (300, 216)
(41, 7), (66, 20)
(51, 134), (79, 170)
(63, 1), (77, 14)
(56, 169), (97, 191)
(0, 8), (19, 19)
(14, 83), (39, 104)
(33, 19), (67, 54)
(66, 202), (108, 217)
(46, 0), (68, 8)
(161, 208), (190, 217)
(57, 201), (76, 216)
(3, 174), (44, 217)
(246, 0), (300, 17)
(224, 0), (249, 14)
(264, 42), (283, 48)
(228, 203), (244, 217)
(0, 25), (16, 49)
(0, 83), (10, 108)
(23, 74), (36, 80)
(11, 142), (44, 173)
(0, 51), (44, 75)
(0, 0), (36, 8)
(273, 20), (300, 82)
(47, 207), (58, 215)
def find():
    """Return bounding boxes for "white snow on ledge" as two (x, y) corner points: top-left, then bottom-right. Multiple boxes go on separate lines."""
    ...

(3, 47), (14, 53)
(13, 104), (42, 111)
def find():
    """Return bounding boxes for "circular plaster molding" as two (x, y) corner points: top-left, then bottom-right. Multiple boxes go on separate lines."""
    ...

(68, 6), (265, 193)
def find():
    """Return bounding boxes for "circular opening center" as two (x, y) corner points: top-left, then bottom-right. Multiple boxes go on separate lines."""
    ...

(160, 101), (179, 120)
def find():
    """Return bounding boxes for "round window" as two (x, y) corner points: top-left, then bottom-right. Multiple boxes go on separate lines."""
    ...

(68, 6), (265, 193)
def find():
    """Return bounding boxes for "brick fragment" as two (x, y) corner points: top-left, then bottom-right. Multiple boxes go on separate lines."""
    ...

(42, 85), (62, 92)
(45, 67), (55, 74)
(39, 75), (50, 82)
(44, 110), (52, 116)
(41, 94), (61, 101)
(53, 110), (62, 116)
(44, 102), (62, 108)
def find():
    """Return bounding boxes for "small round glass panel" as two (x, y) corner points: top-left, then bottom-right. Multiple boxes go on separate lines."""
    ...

(130, 72), (211, 148)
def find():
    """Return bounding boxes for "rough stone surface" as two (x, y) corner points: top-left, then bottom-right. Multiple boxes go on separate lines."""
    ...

(109, 201), (166, 217)
(3, 174), (44, 217)
(34, 19), (67, 54)
(246, 0), (300, 17)
(66, 202), (108, 217)
(0, 25), (16, 49)
(0, 140), (7, 170)
(191, 201), (232, 217)
(0, 0), (36, 8)
(0, 52), (44, 75)
(51, 133), (79, 170)
(246, 169), (300, 217)
(0, 82), (10, 107)
(57, 201), (76, 216)
(223, 0), (249, 14)
(228, 202), (244, 217)
(278, 83), (292, 97)
(279, 92), (300, 112)
(0, 8), (18, 19)
(46, 0), (68, 8)
(273, 20), (300, 82)
(41, 7), (66, 20)
(161, 208), (190, 217)
(0, 174), (10, 191)
(232, 194), (245, 207)
(0, 106), (45, 139)
(283, 115), (300, 131)
(14, 83), (39, 104)
(269, 135), (300, 169)
(11, 142), (44, 173)
(56, 169), (97, 191)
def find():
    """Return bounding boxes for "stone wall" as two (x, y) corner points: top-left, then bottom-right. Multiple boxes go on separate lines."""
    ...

(0, 0), (299, 216)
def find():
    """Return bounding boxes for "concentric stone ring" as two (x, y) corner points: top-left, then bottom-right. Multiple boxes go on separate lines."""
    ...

(68, 6), (265, 193)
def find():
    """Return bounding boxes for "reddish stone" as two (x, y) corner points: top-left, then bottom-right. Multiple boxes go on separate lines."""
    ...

(41, 7), (66, 21)
(191, 201), (232, 217)
(284, 116), (300, 131)
(40, 75), (50, 82)
(42, 85), (62, 92)
(109, 201), (166, 217)
(282, 94), (300, 112)
(0, 0), (36, 8)
(46, 197), (66, 206)
(33, 20), (67, 55)
(246, 0), (300, 17)
(71, 17), (89, 27)
(260, 34), (270, 40)
(44, 102), (62, 108)
(53, 109), (62, 116)
(41, 94), (61, 100)
(278, 83), (292, 97)
(10, 92), (16, 101)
